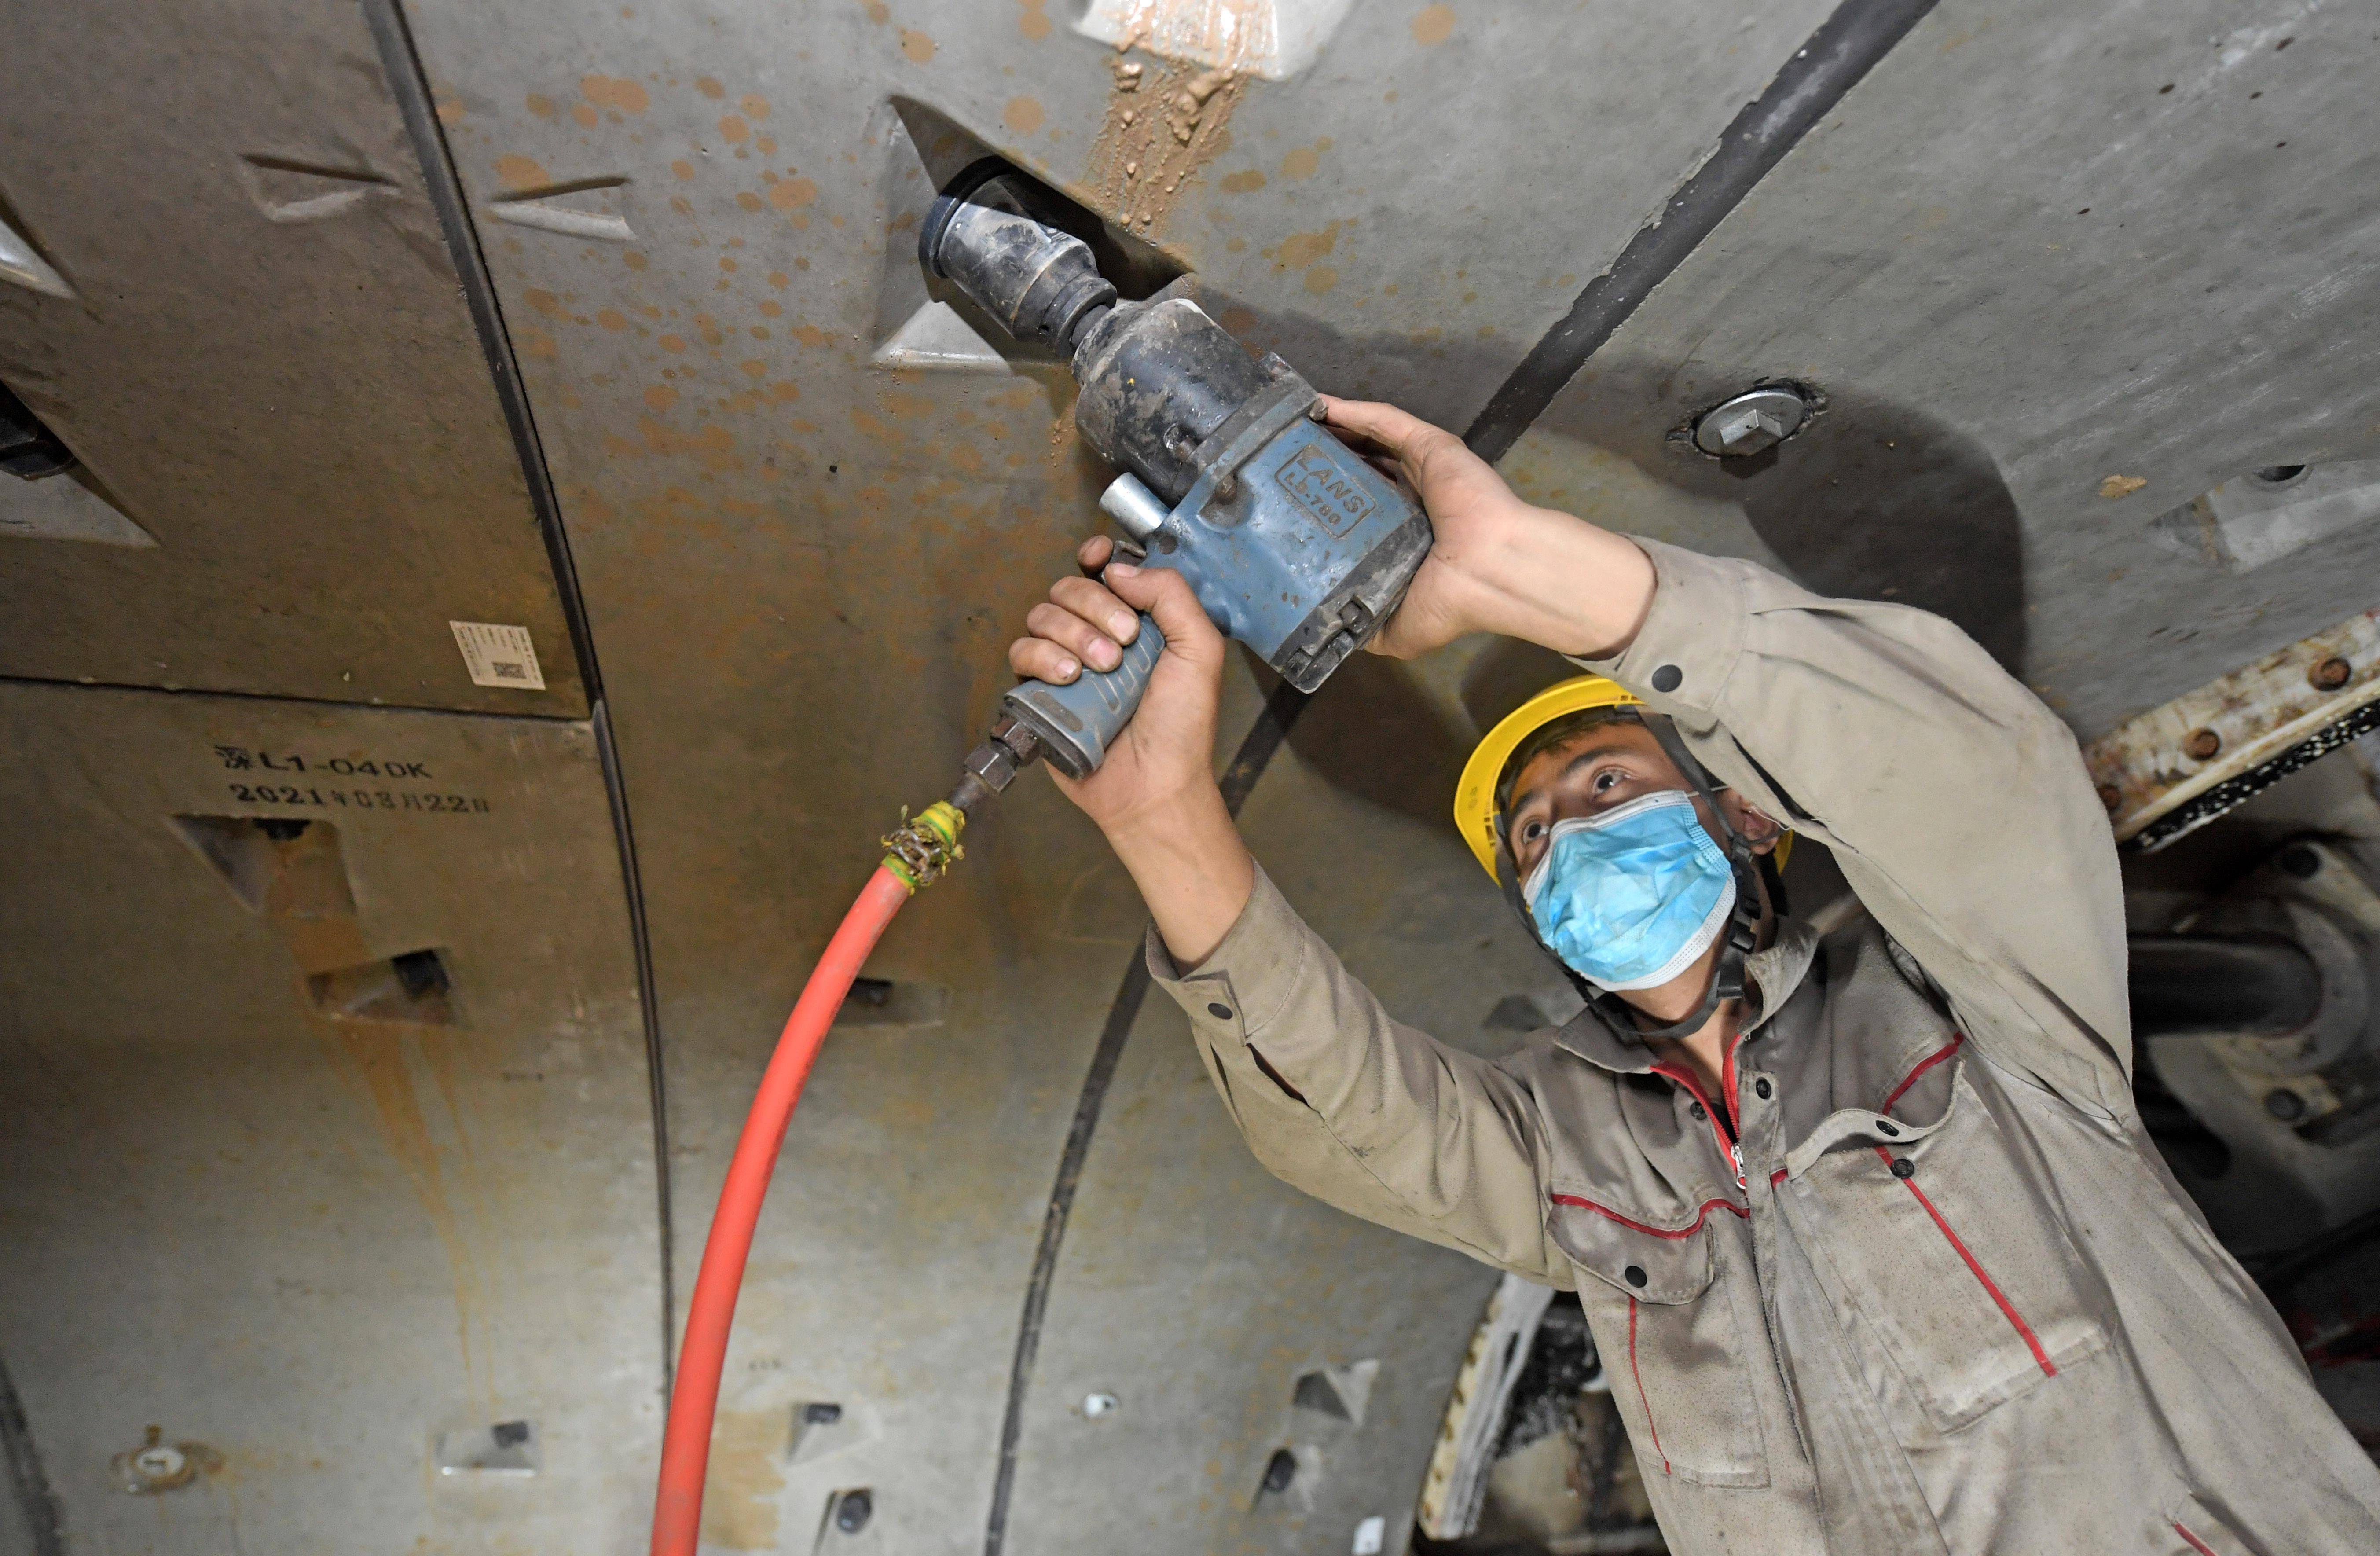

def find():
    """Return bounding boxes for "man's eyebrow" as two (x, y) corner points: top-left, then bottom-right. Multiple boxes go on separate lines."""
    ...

(1509, 738), (1638, 815)
(1559, 739), (1634, 781)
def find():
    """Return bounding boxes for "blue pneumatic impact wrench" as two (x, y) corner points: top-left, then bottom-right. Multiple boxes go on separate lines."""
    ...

(919, 163), (1434, 807)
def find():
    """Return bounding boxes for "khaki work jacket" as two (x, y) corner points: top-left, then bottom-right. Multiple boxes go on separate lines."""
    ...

(1151, 541), (2380, 1554)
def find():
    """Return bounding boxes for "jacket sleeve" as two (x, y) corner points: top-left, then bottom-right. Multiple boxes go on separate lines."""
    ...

(1148, 866), (1572, 1285)
(1577, 539), (2134, 1113)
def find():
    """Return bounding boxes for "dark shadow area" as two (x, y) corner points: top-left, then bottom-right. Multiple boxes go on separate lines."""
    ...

(1245, 648), (1470, 830)
(1460, 639), (1593, 734)
(1203, 287), (2028, 672)
(1187, 292), (2032, 817)
(2133, 1042), (2235, 1182)
(1206, 287), (2031, 657)
(1529, 362), (2028, 674)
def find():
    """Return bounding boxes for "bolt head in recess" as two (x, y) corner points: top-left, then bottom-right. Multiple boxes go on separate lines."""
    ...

(2184, 727), (2223, 761)
(113, 1436), (198, 1495)
(134, 1446), (186, 1480)
(1692, 386), (1809, 458)
(2310, 656), (2353, 691)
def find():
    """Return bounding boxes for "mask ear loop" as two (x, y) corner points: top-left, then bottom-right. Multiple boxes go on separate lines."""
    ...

(1492, 712), (1765, 1043)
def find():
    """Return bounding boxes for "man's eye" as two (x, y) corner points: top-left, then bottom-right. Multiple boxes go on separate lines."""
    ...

(1520, 819), (1546, 843)
(1592, 769), (1622, 794)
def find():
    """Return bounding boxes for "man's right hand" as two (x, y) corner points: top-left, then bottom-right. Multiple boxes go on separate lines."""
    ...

(1007, 535), (1255, 964)
(1007, 532), (1227, 830)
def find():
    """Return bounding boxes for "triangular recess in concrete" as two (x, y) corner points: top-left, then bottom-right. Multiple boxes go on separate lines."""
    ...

(1291, 1358), (1380, 1427)
(869, 300), (1013, 374)
(0, 470), (156, 547)
(0, 210), (72, 300)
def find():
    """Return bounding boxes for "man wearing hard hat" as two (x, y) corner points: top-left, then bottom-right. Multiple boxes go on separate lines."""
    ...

(1008, 397), (2380, 1554)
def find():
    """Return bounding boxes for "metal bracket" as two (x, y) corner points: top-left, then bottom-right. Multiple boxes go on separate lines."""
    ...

(2087, 605), (2380, 851)
(1182, 369), (1320, 510)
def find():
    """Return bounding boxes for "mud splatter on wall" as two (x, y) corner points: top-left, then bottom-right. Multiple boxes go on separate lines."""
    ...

(1086, 54), (1247, 239)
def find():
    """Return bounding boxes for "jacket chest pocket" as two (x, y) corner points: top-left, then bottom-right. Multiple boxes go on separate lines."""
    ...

(1786, 1066), (2108, 1433)
(1549, 1195), (1768, 1489)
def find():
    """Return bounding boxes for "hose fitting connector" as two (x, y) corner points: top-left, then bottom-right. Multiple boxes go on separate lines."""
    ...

(881, 800), (967, 891)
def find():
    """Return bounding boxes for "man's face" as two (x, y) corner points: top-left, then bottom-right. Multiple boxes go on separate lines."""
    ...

(1502, 722), (1777, 884)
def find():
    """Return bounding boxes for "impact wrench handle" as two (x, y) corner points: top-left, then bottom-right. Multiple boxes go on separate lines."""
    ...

(996, 603), (1167, 780)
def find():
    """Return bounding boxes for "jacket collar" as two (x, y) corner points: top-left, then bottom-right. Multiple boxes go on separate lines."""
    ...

(1551, 916), (1821, 1074)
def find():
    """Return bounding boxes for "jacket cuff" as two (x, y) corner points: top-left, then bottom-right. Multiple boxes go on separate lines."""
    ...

(1146, 864), (1313, 1042)
(1568, 537), (1752, 719)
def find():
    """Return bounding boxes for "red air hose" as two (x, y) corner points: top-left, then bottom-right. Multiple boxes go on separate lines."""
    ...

(649, 861), (918, 1556)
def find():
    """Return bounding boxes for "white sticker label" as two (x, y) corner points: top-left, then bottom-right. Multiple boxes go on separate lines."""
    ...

(1352, 1516), (1386, 1556)
(449, 621), (546, 690)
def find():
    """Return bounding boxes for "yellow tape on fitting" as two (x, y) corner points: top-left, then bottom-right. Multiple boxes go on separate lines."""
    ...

(882, 800), (968, 890)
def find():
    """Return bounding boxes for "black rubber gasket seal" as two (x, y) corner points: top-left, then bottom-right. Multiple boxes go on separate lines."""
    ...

(2129, 698), (2380, 853)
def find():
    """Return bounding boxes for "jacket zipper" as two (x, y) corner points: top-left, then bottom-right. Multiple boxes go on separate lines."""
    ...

(1650, 1057), (1749, 1193)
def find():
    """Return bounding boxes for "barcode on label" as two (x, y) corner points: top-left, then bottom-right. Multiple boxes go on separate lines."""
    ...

(449, 621), (547, 691)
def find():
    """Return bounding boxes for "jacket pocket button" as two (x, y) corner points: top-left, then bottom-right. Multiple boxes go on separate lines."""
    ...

(1625, 1264), (1648, 1288)
(1207, 1002), (1234, 1020)
(1755, 1078), (1773, 1100)
(1688, 1101), (1707, 1121)
(1651, 664), (1683, 693)
(1890, 1157), (1915, 1179)
(1875, 1119), (1900, 1136)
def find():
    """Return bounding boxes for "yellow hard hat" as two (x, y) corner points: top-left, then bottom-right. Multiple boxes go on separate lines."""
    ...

(1451, 674), (1793, 880)
(1452, 675), (1642, 879)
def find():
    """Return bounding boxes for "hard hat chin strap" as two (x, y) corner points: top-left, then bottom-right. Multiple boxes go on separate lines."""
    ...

(1495, 711), (1764, 1045)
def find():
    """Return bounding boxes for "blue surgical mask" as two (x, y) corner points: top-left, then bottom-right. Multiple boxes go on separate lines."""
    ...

(1518, 791), (1737, 992)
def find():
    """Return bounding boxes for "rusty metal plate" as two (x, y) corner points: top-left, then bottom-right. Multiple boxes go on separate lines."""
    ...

(2086, 606), (2380, 849)
(0, 682), (652, 1552)
(0, 0), (584, 714)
